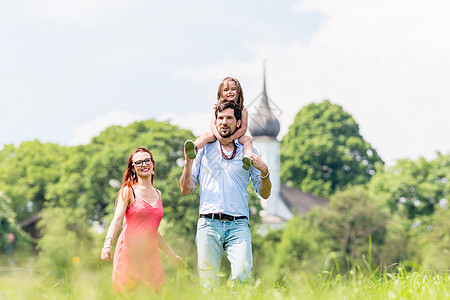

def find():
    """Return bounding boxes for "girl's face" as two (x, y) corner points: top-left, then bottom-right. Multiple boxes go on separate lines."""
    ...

(221, 80), (238, 102)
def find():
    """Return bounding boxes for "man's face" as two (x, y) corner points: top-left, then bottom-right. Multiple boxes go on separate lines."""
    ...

(215, 108), (241, 138)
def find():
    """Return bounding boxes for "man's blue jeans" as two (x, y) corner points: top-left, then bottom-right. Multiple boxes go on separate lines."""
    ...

(196, 217), (253, 289)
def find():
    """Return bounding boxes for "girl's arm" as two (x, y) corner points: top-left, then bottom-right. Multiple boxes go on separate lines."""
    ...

(226, 106), (248, 141)
(210, 108), (221, 140)
(157, 232), (185, 268)
(100, 187), (130, 261)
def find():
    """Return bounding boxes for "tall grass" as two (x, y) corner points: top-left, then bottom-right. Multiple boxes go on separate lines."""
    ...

(0, 255), (449, 299)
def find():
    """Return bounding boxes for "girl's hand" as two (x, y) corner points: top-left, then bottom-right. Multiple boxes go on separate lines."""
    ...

(101, 247), (112, 262)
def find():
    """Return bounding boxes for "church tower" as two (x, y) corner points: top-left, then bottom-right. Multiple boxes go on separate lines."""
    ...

(248, 59), (293, 225)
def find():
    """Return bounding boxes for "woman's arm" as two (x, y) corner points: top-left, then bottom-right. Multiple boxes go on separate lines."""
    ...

(157, 232), (185, 268)
(100, 187), (131, 261)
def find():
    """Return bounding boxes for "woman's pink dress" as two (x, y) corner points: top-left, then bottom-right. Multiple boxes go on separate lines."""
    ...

(112, 188), (165, 292)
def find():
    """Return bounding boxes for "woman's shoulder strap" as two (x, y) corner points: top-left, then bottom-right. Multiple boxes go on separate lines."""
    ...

(123, 185), (136, 207)
(130, 186), (136, 198)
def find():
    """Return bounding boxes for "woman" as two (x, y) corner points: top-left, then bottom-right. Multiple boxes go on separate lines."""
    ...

(100, 147), (184, 292)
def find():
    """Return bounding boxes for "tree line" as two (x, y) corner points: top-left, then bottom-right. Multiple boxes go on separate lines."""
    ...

(0, 100), (448, 280)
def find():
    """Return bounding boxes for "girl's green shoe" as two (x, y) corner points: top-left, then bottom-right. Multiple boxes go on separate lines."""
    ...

(242, 156), (252, 170)
(184, 140), (197, 159)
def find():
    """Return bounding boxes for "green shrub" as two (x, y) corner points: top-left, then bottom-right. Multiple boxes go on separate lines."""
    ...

(35, 207), (95, 279)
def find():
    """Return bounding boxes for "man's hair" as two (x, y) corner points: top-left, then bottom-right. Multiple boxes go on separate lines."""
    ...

(215, 100), (242, 121)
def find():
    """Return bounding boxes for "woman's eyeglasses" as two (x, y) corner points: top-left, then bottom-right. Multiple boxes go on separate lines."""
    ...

(133, 158), (153, 167)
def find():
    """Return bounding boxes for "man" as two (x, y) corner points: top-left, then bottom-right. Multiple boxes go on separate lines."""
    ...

(180, 100), (272, 289)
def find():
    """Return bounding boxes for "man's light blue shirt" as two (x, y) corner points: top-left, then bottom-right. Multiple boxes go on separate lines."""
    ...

(191, 139), (262, 218)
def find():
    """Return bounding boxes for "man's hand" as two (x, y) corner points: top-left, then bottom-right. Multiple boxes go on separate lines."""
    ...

(247, 152), (269, 176)
(247, 152), (272, 199)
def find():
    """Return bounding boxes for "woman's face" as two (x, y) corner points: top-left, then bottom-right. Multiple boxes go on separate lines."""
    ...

(132, 151), (153, 178)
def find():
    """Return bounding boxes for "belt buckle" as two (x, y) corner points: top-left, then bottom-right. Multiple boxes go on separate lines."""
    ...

(213, 213), (224, 221)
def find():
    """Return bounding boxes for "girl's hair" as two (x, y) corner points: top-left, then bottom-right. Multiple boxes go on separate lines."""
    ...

(115, 147), (155, 206)
(217, 77), (244, 108)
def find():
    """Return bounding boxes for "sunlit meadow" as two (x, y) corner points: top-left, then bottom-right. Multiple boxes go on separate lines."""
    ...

(1, 253), (449, 300)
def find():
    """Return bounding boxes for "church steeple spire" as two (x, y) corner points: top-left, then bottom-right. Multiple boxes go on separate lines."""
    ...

(248, 58), (280, 139)
(263, 57), (267, 95)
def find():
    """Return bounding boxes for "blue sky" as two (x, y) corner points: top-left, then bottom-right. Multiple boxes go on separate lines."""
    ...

(1, 0), (449, 165)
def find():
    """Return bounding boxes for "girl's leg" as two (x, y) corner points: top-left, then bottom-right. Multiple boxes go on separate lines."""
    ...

(239, 135), (253, 170)
(195, 132), (216, 149)
(185, 132), (216, 159)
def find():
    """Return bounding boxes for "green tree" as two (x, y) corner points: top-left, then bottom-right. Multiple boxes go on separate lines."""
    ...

(315, 186), (388, 264)
(79, 119), (195, 222)
(45, 145), (90, 210)
(255, 214), (327, 282)
(0, 141), (68, 222)
(0, 118), (263, 266)
(378, 214), (415, 266)
(280, 100), (383, 198)
(368, 153), (450, 219)
(414, 208), (450, 271)
(0, 190), (32, 254)
(36, 207), (94, 278)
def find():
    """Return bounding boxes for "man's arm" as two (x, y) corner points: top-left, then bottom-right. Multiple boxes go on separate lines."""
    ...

(180, 148), (195, 195)
(258, 171), (272, 199)
(247, 152), (272, 199)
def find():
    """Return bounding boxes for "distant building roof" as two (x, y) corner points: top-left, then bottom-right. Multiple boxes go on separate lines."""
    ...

(248, 60), (280, 139)
(261, 214), (286, 224)
(280, 184), (329, 214)
(19, 213), (41, 239)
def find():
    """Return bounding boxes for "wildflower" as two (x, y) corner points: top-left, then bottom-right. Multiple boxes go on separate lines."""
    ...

(71, 256), (80, 266)
(126, 279), (137, 291)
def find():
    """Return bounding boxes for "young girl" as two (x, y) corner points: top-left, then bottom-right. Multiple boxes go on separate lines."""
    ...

(101, 147), (184, 292)
(184, 77), (254, 170)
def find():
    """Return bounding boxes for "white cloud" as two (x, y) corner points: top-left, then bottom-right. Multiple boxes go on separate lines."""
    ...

(174, 0), (450, 165)
(158, 111), (211, 137)
(290, 0), (450, 164)
(5, 0), (134, 24)
(70, 109), (145, 146)
(1, 0), (449, 167)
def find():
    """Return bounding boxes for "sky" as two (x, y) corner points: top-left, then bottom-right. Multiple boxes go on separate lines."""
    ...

(1, 0), (449, 166)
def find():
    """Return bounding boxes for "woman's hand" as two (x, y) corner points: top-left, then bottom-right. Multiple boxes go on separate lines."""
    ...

(170, 254), (185, 269)
(101, 247), (112, 262)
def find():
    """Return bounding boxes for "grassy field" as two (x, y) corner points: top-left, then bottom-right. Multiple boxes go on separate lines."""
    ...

(1, 257), (449, 300)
